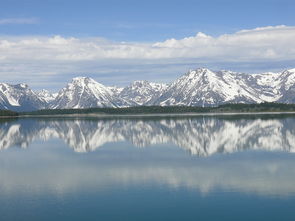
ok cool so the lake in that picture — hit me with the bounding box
[0,115,295,220]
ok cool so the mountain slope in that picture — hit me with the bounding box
[107,86,124,96]
[51,77,127,109]
[118,80,168,105]
[276,69,295,103]
[153,68,285,106]
[36,89,58,103]
[0,83,46,111]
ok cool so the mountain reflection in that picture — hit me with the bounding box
[1,116,295,156]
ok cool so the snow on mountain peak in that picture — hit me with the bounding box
[118,80,167,105]
[107,86,124,95]
[37,89,53,96]
[285,68,295,73]
[70,77,99,86]
[52,76,122,109]
[72,76,92,82]
[0,83,45,111]
[16,83,29,89]
[1,67,295,111]
[36,89,57,103]
[133,80,149,84]
[185,67,211,76]
[154,68,279,106]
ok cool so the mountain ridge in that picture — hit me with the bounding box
[1,67,295,111]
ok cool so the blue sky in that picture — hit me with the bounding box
[1,0,294,40]
[0,0,295,90]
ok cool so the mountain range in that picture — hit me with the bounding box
[1,67,295,111]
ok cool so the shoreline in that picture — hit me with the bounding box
[10,111,295,118]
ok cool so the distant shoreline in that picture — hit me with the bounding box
[7,111,295,119]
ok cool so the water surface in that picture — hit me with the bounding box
[0,115,295,220]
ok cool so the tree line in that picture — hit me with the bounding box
[1,102,295,117]
[17,102,295,116]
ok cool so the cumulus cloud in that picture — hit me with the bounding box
[0,25,294,61]
[0,17,39,25]
[154,25,295,61]
[0,25,294,89]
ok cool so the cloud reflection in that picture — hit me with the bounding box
[0,150,294,197]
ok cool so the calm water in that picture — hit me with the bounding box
[1,115,295,220]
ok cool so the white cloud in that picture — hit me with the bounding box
[154,25,295,61]
[0,17,39,25]
[0,25,294,61]
[0,25,294,89]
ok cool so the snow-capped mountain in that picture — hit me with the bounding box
[276,69,295,103]
[51,77,128,109]
[0,83,46,111]
[153,68,280,106]
[107,86,124,96]
[118,80,168,105]
[1,67,295,111]
[36,89,58,103]
[50,78,167,109]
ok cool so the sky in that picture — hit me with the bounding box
[0,0,295,91]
